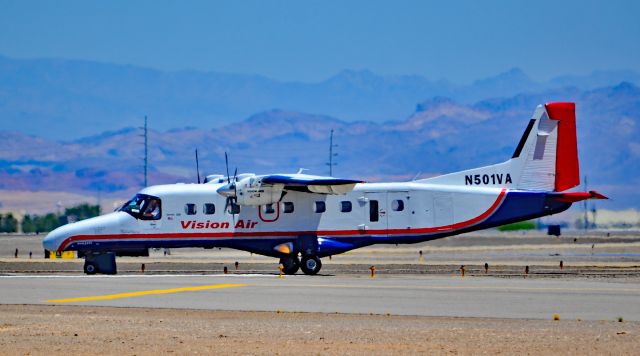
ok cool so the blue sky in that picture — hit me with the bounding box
[1,0,639,83]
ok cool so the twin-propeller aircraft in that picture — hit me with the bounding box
[44,102,606,275]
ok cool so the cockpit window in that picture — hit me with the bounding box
[120,194,162,220]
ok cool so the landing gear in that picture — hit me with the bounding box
[83,261,98,275]
[83,252,117,275]
[279,256,300,275]
[300,255,322,275]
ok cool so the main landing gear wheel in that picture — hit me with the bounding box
[84,261,98,275]
[279,256,300,275]
[300,255,322,275]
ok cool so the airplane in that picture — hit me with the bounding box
[43,102,606,275]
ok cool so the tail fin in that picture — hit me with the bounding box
[419,102,580,192]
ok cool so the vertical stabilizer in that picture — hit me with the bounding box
[419,102,580,192]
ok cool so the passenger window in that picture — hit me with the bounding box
[314,201,326,213]
[185,203,197,215]
[391,199,404,211]
[203,203,215,215]
[341,201,352,213]
[369,200,379,222]
[263,204,275,214]
[283,202,294,214]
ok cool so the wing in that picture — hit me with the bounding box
[261,174,364,194]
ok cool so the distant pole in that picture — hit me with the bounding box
[583,175,588,230]
[144,115,148,187]
[326,129,338,176]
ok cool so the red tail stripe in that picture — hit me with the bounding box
[545,102,580,192]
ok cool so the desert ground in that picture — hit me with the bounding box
[1,231,639,355]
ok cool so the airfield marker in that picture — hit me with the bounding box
[47,283,246,303]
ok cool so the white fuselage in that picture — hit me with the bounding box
[44,180,511,254]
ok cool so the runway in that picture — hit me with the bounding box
[2,274,639,321]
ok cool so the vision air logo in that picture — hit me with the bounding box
[180,219,258,230]
[465,173,513,186]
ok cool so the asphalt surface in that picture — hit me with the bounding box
[1,274,639,321]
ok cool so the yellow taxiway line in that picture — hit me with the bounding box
[47,283,246,303]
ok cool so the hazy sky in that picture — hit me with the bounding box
[1,0,638,83]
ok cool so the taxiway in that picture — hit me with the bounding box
[1,274,638,321]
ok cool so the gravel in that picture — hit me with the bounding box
[1,305,638,355]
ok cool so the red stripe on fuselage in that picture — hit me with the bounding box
[58,189,507,251]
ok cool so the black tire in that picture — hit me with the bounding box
[300,255,322,275]
[279,256,300,275]
[84,261,98,275]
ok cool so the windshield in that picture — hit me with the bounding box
[119,194,162,220]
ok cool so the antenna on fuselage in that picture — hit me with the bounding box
[195,149,201,184]
[222,152,238,224]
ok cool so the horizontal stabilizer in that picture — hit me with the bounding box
[549,190,608,203]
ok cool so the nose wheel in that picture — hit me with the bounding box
[83,252,117,275]
[83,261,98,275]
[300,255,322,275]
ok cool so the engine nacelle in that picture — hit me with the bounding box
[235,177,284,206]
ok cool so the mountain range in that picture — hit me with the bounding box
[1,55,639,139]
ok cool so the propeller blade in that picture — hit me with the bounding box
[195,149,201,184]
[224,196,231,213]
[225,152,230,184]
[232,167,238,206]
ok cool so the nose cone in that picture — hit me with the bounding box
[43,224,74,252]
[217,184,236,197]
[42,212,128,252]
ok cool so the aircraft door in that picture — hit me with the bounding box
[410,191,434,228]
[433,192,453,227]
[387,191,411,230]
[363,192,387,233]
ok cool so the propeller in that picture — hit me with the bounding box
[232,167,238,199]
[219,152,239,222]
[195,149,201,184]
